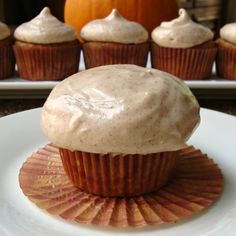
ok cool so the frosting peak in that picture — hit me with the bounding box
[151,8,214,48]
[41,65,200,154]
[220,23,236,44]
[0,22,10,40]
[80,9,148,44]
[38,5,50,16]
[162,9,190,28]
[14,7,77,44]
[106,9,123,20]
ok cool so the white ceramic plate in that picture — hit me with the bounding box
[0,108,236,236]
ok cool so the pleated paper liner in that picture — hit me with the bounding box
[13,40,81,81]
[59,148,177,197]
[0,36,15,79]
[151,41,217,80]
[19,144,223,228]
[216,39,236,80]
[82,42,149,69]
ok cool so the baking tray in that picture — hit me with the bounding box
[0,53,236,99]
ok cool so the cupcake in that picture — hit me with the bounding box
[0,22,15,79]
[41,65,200,197]
[80,9,149,69]
[14,7,81,81]
[151,9,217,80]
[216,23,236,80]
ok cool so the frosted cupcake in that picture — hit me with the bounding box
[216,23,236,80]
[151,9,217,80]
[41,65,200,197]
[14,7,81,81]
[0,22,15,79]
[80,9,149,69]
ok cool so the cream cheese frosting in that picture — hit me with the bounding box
[41,65,200,154]
[0,22,10,40]
[80,9,149,44]
[220,23,236,44]
[14,7,77,44]
[151,8,214,48]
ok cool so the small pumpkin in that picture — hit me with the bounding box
[64,0,179,41]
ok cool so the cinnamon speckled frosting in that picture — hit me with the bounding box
[0,22,10,40]
[41,65,200,154]
[151,8,214,48]
[80,9,149,44]
[220,23,236,44]
[14,7,77,44]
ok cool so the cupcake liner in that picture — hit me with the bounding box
[216,39,236,80]
[82,42,149,69]
[0,37,15,79]
[151,42,217,80]
[59,148,177,197]
[19,144,223,228]
[13,40,81,81]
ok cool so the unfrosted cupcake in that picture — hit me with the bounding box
[216,23,236,80]
[0,22,15,79]
[14,7,81,81]
[151,9,217,80]
[41,64,200,197]
[80,9,149,69]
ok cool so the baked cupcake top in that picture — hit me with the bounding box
[0,22,10,40]
[41,65,200,154]
[220,23,236,44]
[80,9,148,44]
[14,7,77,44]
[151,8,214,48]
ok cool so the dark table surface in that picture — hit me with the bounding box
[0,98,236,117]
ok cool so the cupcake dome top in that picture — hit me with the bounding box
[41,65,200,154]
[80,9,149,44]
[14,7,77,44]
[151,9,214,48]
[0,22,10,40]
[220,23,236,44]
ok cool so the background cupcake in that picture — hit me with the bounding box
[80,9,149,69]
[216,23,236,80]
[151,9,217,80]
[0,22,15,79]
[14,7,81,81]
[41,65,200,197]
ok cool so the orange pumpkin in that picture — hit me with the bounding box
[64,0,179,41]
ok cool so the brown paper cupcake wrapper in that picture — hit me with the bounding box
[82,42,149,69]
[216,39,236,80]
[14,40,81,81]
[59,148,177,197]
[0,37,15,79]
[151,42,217,80]
[19,144,223,228]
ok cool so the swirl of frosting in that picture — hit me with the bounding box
[151,9,214,48]
[220,23,236,44]
[80,9,148,44]
[14,7,77,44]
[0,22,10,40]
[41,65,200,154]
